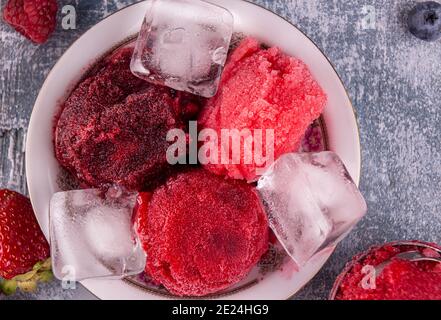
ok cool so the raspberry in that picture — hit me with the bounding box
[2,0,57,44]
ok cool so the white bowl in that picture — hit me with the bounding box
[26,0,361,300]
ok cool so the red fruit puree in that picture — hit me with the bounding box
[199,37,327,181]
[334,242,441,300]
[135,169,269,296]
[54,47,201,190]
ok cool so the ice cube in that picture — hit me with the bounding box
[130,0,233,98]
[49,188,146,281]
[256,152,367,267]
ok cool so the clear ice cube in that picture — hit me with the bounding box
[49,187,146,281]
[130,0,233,98]
[256,152,367,267]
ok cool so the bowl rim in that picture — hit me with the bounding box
[26,0,362,300]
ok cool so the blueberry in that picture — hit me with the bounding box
[408,1,441,41]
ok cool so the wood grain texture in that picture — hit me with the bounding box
[1,0,440,300]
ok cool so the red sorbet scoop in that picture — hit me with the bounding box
[135,169,269,297]
[199,37,327,181]
[54,47,202,190]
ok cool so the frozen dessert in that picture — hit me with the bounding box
[53,35,329,297]
[135,169,269,296]
[54,47,202,190]
[333,241,441,300]
[199,37,327,181]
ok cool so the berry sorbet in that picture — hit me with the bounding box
[199,37,327,181]
[333,241,441,300]
[135,169,269,296]
[54,47,202,190]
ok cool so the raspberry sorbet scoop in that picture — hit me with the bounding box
[135,169,269,297]
[54,47,201,190]
[199,37,327,181]
[3,0,58,44]
[333,241,441,300]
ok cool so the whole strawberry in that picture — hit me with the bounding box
[0,189,52,295]
[2,0,58,44]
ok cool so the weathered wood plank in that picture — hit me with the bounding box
[1,0,441,300]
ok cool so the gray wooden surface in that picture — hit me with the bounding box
[1,0,440,300]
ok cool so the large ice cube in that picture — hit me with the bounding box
[257,152,367,267]
[50,187,146,281]
[130,0,233,98]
